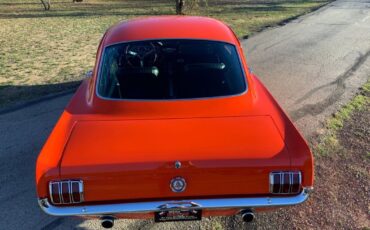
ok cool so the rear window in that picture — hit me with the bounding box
[97,39,246,100]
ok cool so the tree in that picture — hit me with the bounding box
[40,0,50,10]
[40,0,83,11]
[175,0,185,15]
[175,0,208,15]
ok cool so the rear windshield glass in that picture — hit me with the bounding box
[97,39,246,99]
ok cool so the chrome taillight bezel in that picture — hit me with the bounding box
[269,171,302,194]
[49,180,84,204]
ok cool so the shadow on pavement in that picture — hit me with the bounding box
[0,83,87,229]
[0,81,81,113]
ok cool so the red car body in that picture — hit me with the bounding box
[36,16,313,223]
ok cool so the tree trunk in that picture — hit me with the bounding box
[176,0,185,15]
[40,0,50,10]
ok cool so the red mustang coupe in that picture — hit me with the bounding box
[36,16,313,228]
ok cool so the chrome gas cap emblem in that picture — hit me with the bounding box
[170,177,186,193]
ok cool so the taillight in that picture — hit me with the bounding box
[49,180,83,204]
[269,171,301,194]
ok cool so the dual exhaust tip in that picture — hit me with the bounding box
[100,210,255,228]
[101,216,114,229]
[241,209,255,223]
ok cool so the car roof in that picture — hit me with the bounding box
[102,16,239,47]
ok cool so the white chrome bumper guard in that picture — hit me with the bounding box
[38,187,313,217]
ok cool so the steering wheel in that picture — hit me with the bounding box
[125,42,157,67]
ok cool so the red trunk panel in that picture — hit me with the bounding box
[60,116,291,203]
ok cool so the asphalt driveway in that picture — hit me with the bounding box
[243,0,370,138]
[0,0,369,229]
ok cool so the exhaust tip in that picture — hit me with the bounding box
[101,216,114,229]
[241,210,255,223]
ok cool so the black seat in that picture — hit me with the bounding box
[173,44,228,98]
[117,67,167,99]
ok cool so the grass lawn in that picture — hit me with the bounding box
[0,0,329,107]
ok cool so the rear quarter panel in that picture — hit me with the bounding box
[36,112,71,198]
[251,73,314,188]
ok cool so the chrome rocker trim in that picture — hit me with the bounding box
[38,187,312,217]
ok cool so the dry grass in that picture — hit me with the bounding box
[314,81,370,156]
[0,0,329,106]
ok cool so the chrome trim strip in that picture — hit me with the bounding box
[38,187,312,217]
[59,182,64,204]
[269,173,274,193]
[279,172,283,193]
[62,181,69,203]
[68,181,73,203]
[49,182,60,205]
[79,180,84,203]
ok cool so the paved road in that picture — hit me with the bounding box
[0,0,369,229]
[243,0,370,138]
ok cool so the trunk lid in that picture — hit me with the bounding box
[60,116,290,203]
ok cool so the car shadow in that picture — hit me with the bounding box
[0,81,81,113]
[0,83,90,229]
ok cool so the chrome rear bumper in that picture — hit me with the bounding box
[38,187,312,217]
